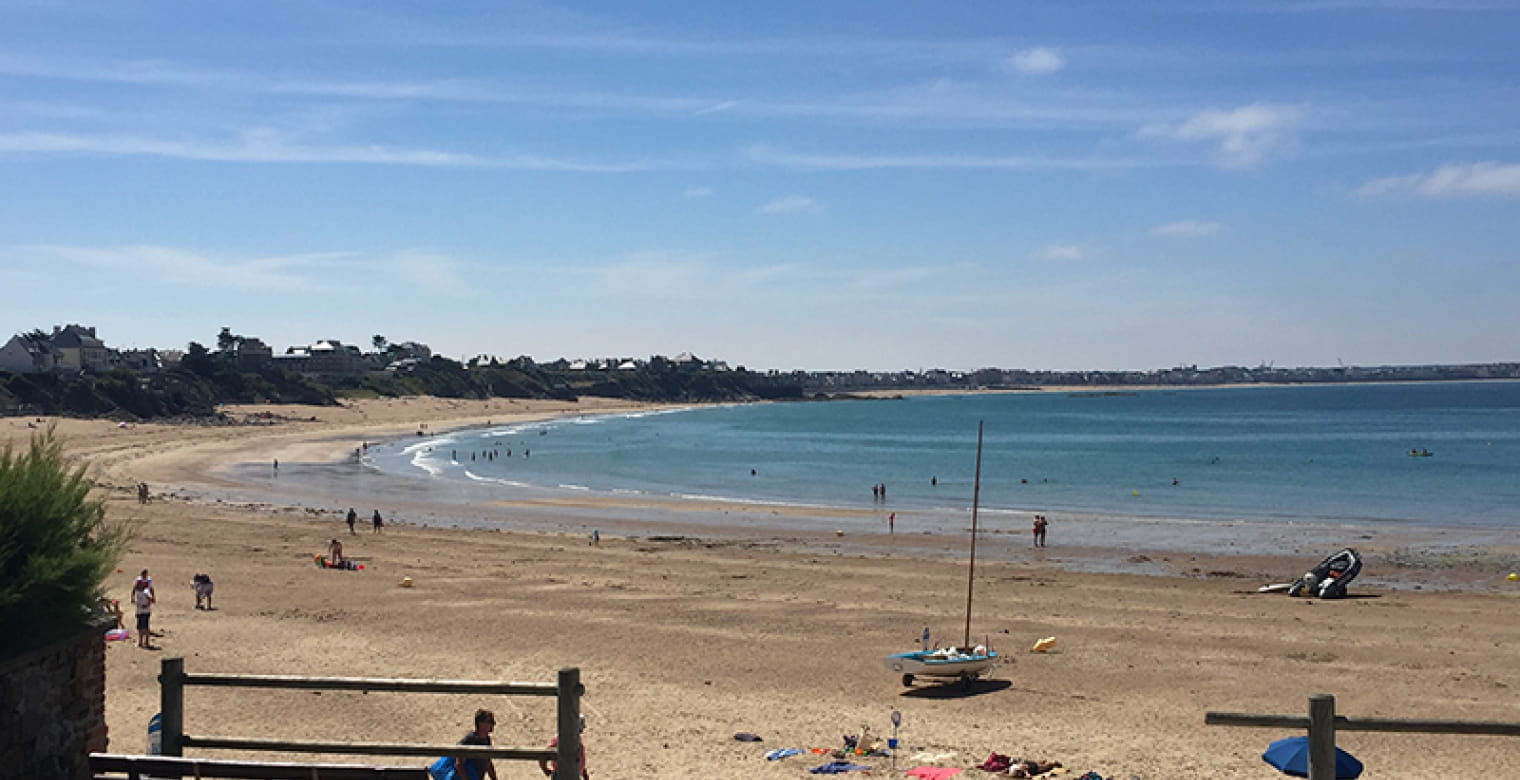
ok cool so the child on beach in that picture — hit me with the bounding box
[192,573,214,610]
[539,715,589,780]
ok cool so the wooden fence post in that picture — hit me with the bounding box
[554,667,582,780]
[1307,693,1336,780]
[160,657,185,757]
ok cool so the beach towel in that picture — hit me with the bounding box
[978,753,1013,772]
[906,768,962,780]
[807,760,872,774]
[765,748,803,761]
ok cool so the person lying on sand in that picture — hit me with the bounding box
[1009,759,1062,778]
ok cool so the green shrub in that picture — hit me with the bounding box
[0,426,129,651]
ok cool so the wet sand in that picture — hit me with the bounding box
[7,397,1520,778]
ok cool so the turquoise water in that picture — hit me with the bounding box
[372,382,1520,529]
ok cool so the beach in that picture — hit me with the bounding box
[9,397,1520,778]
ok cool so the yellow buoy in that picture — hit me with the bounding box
[1507,572,1518,582]
[1131,490,1139,497]
[400,576,414,588]
[835,530,844,536]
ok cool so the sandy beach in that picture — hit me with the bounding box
[9,397,1520,779]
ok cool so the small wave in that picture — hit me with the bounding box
[482,426,537,438]
[559,484,591,491]
[611,488,646,495]
[411,456,445,477]
[399,440,445,455]
[462,472,531,487]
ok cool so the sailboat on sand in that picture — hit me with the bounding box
[882,421,999,688]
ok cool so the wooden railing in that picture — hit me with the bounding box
[1206,692,1520,780]
[156,657,584,780]
[90,753,428,780]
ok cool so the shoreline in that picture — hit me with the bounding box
[11,396,1513,593]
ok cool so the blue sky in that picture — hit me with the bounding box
[2,0,1518,371]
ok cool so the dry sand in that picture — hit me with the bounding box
[8,397,1520,778]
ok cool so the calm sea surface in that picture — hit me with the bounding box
[368,381,1520,531]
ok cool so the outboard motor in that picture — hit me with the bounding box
[1287,548,1362,598]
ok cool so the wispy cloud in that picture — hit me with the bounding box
[758,195,822,215]
[1142,104,1304,168]
[849,263,977,291]
[387,251,471,297]
[1036,244,1092,261]
[1356,161,1520,197]
[1151,220,1224,237]
[683,186,714,198]
[16,245,349,291]
[1005,47,1066,75]
[693,100,740,116]
[747,146,1169,171]
[0,131,658,171]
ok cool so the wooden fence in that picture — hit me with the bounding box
[156,657,584,780]
[1206,692,1520,780]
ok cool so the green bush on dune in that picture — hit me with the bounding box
[0,427,128,653]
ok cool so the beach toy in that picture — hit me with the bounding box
[105,628,130,642]
[1508,573,1518,582]
[400,576,413,587]
[1031,636,1057,653]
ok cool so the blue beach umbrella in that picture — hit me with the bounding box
[1262,736,1363,779]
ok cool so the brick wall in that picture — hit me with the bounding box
[0,621,109,780]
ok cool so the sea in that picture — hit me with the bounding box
[365,381,1520,538]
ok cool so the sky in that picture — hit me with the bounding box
[2,0,1518,372]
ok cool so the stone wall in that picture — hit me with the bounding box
[0,621,109,780]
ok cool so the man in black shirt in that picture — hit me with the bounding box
[442,709,498,780]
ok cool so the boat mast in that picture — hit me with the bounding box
[963,420,983,648]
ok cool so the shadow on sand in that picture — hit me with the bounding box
[899,678,1011,699]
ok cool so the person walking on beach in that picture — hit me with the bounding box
[539,715,589,780]
[1032,514,1048,548]
[346,508,358,535]
[132,578,156,649]
[432,709,499,780]
[372,509,384,533]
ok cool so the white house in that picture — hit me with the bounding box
[0,332,58,373]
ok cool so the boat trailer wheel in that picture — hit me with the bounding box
[901,673,915,687]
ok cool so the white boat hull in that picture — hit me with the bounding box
[883,649,998,684]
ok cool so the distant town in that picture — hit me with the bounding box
[2,323,1518,418]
